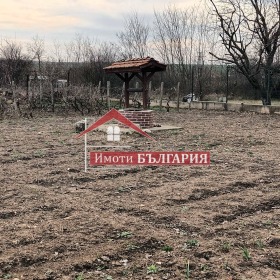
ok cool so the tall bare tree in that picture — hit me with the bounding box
[64,34,119,85]
[52,39,63,63]
[153,6,190,86]
[117,12,150,58]
[80,40,120,85]
[27,35,45,73]
[153,5,214,95]
[209,0,280,105]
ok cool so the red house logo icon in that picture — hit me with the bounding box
[76,108,156,141]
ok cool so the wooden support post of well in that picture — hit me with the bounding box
[124,73,129,108]
[142,72,148,110]
[107,81,111,109]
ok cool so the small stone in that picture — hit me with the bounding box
[111,261,122,266]
[75,120,85,133]
[67,168,80,173]
[120,259,128,266]
[101,255,110,262]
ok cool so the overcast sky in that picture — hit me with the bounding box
[0,0,202,45]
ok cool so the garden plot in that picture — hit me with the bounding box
[0,110,279,280]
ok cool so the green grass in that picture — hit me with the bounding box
[126,243,140,250]
[242,247,251,261]
[147,264,159,274]
[162,245,173,252]
[185,239,199,248]
[117,231,132,238]
[221,242,231,253]
[185,260,190,280]
[255,239,265,249]
[33,150,46,158]
[1,274,12,279]
[75,274,84,280]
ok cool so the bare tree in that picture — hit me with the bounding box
[64,33,85,64]
[209,0,280,105]
[27,35,45,73]
[0,39,31,87]
[52,39,63,63]
[64,34,119,85]
[153,6,192,87]
[0,39,32,116]
[117,12,150,58]
[153,5,214,95]
[64,41,74,64]
[78,40,120,85]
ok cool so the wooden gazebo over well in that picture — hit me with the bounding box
[103,57,167,109]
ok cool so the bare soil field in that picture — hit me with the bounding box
[0,109,279,280]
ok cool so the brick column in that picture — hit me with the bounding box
[119,109,154,128]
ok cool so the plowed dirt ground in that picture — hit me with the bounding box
[0,109,279,280]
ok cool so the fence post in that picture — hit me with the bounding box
[65,68,71,102]
[107,81,111,110]
[50,81,54,112]
[26,74,30,100]
[98,81,101,96]
[176,82,180,112]
[39,80,43,107]
[89,83,92,96]
[159,82,164,111]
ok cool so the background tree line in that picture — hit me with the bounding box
[0,0,280,112]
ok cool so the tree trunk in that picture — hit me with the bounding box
[263,69,272,105]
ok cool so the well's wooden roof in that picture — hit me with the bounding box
[104,57,167,73]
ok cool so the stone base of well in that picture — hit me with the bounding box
[119,109,154,128]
